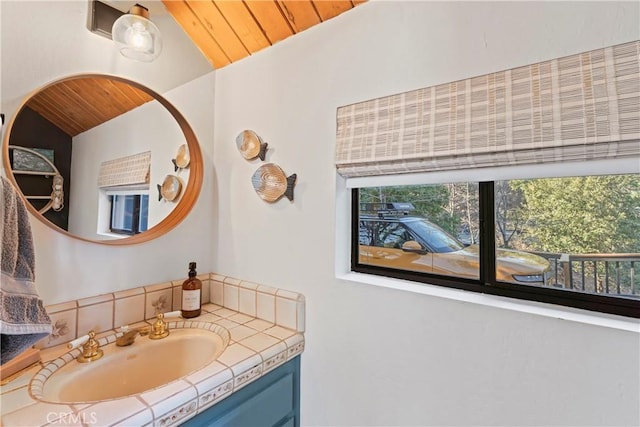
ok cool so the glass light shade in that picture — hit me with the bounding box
[111,6,162,62]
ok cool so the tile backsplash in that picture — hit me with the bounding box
[40,273,305,350]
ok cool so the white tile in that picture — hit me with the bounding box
[45,300,76,314]
[196,379,234,413]
[145,289,173,319]
[238,280,258,290]
[223,277,241,286]
[197,312,223,323]
[276,288,301,300]
[0,364,39,392]
[201,280,211,305]
[209,280,223,306]
[257,284,278,295]
[275,296,297,330]
[114,294,145,329]
[296,298,306,332]
[229,352,263,378]
[77,301,114,335]
[0,385,33,415]
[1,402,75,427]
[201,303,223,313]
[155,398,198,426]
[172,285,182,311]
[246,318,274,332]
[144,281,172,293]
[264,325,296,340]
[284,333,305,356]
[223,284,239,311]
[43,310,76,348]
[117,407,154,427]
[256,292,275,323]
[216,343,256,368]
[212,307,237,318]
[229,325,258,342]
[77,293,113,307]
[214,318,240,330]
[238,288,256,317]
[239,333,281,353]
[114,287,144,299]
[77,397,150,426]
[228,313,253,324]
[139,379,196,407]
[211,274,226,282]
[184,360,229,385]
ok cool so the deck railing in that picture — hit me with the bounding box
[530,252,640,297]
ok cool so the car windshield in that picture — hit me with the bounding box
[408,219,466,253]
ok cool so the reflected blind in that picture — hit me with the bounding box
[97,151,151,187]
[336,41,640,178]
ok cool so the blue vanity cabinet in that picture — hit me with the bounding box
[181,356,300,427]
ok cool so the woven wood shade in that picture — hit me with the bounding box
[336,41,640,178]
[97,151,151,188]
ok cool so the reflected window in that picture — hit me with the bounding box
[109,194,149,235]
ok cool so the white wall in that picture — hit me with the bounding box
[0,0,216,303]
[212,1,640,426]
[0,1,211,113]
[70,98,188,239]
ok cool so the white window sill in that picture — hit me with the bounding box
[96,231,128,239]
[337,271,640,333]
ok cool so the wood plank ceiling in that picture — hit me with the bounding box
[163,0,367,69]
[25,77,153,137]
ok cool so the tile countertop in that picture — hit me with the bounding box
[1,303,305,427]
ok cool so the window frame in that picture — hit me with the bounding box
[350,180,640,319]
[96,186,150,238]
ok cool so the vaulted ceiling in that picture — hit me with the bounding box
[162,0,366,69]
[21,1,367,137]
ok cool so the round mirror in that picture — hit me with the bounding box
[2,74,202,245]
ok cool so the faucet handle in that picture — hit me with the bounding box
[76,331,104,363]
[149,313,170,340]
[163,310,182,318]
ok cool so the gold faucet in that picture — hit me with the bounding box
[149,313,170,340]
[76,331,103,363]
[116,326,150,347]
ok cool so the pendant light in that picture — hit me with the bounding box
[111,4,162,62]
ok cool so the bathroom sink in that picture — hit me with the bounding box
[33,327,228,403]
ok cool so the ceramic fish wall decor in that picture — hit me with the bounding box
[251,163,296,202]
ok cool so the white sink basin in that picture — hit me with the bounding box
[33,327,228,403]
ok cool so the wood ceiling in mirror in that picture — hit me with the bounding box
[26,77,154,137]
[163,0,367,69]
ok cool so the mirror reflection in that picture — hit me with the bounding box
[2,74,201,244]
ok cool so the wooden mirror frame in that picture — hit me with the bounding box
[2,73,203,245]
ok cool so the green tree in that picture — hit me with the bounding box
[359,185,459,234]
[512,175,640,254]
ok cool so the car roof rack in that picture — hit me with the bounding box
[360,202,416,218]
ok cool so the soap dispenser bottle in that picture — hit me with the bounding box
[181,262,202,318]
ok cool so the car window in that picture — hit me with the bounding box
[359,221,375,245]
[375,221,413,248]
[408,219,465,253]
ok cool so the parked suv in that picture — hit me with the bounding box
[359,203,552,286]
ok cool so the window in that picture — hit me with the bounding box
[338,41,639,317]
[352,173,640,318]
[109,194,149,235]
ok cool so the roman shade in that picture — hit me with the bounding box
[336,41,640,178]
[97,151,151,187]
